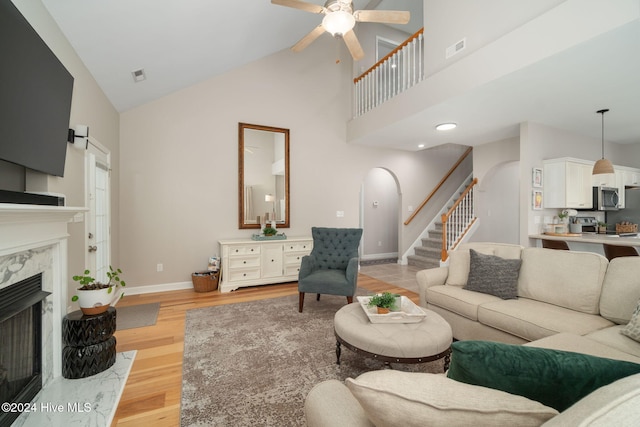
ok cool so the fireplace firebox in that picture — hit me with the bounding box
[0,274,50,427]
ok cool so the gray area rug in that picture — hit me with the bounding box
[116,303,160,330]
[181,292,445,426]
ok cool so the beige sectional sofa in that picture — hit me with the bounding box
[417,242,640,362]
[304,243,640,426]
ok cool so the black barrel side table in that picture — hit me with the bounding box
[62,307,117,379]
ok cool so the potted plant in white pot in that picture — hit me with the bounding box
[71,266,126,315]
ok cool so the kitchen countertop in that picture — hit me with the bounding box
[530,233,640,247]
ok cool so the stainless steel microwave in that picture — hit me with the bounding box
[592,186,619,211]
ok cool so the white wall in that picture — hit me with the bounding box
[14,0,120,304]
[472,138,520,244]
[119,39,469,288]
[423,0,565,77]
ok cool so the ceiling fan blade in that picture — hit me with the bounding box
[292,25,326,52]
[354,10,410,24]
[343,30,364,61]
[271,0,325,14]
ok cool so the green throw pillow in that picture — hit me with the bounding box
[446,340,640,412]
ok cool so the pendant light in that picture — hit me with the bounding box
[592,108,614,175]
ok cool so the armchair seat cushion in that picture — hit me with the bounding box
[298,269,354,295]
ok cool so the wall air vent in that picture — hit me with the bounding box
[131,68,146,83]
[445,38,466,59]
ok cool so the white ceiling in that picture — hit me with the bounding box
[41,0,421,112]
[40,0,640,150]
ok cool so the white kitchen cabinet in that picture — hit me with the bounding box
[543,158,593,209]
[623,169,640,186]
[592,171,616,188]
[219,237,312,292]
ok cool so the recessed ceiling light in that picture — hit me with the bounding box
[436,123,457,131]
[418,144,425,148]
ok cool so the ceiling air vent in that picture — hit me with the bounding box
[131,68,146,83]
[445,38,466,59]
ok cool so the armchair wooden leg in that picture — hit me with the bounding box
[346,296,353,305]
[298,292,305,313]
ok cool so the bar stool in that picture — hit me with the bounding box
[542,239,570,250]
[603,244,639,261]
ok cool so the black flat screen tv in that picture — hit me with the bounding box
[0,0,74,178]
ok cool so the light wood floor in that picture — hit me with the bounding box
[111,274,418,426]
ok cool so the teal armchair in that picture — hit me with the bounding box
[298,227,363,312]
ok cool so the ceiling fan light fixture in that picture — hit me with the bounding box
[593,108,614,175]
[322,10,355,36]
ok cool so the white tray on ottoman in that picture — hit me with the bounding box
[357,295,427,324]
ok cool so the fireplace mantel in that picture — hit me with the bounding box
[0,204,86,256]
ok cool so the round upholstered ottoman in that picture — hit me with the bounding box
[334,302,452,369]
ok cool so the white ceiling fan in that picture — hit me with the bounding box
[271,0,410,61]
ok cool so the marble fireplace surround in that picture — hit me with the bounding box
[0,205,134,426]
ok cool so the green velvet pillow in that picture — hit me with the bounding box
[446,340,640,412]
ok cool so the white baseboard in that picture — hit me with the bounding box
[124,281,193,295]
[360,252,398,261]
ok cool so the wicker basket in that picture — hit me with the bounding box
[616,223,638,234]
[191,271,219,293]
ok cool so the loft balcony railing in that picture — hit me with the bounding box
[353,28,424,117]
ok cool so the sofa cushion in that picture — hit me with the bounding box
[447,243,522,287]
[586,325,640,359]
[601,257,640,324]
[345,370,558,427]
[542,373,640,426]
[426,285,501,321]
[518,248,608,314]
[446,340,640,412]
[527,332,640,364]
[478,298,614,341]
[464,249,521,299]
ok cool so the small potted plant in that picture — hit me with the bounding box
[368,292,400,314]
[597,221,607,234]
[71,266,126,315]
[263,226,277,236]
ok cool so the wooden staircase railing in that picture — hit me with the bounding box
[441,178,478,262]
[404,146,473,226]
[353,28,424,117]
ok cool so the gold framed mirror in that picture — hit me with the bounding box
[238,123,290,229]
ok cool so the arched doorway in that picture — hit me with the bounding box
[360,168,401,263]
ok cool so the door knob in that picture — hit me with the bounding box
[88,245,98,253]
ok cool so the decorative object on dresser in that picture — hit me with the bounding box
[219,237,312,292]
[298,227,363,312]
[71,266,126,315]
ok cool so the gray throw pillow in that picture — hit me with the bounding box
[621,299,640,343]
[464,249,521,299]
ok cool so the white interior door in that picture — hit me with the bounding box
[85,141,111,283]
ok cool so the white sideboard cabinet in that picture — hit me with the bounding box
[218,237,313,293]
